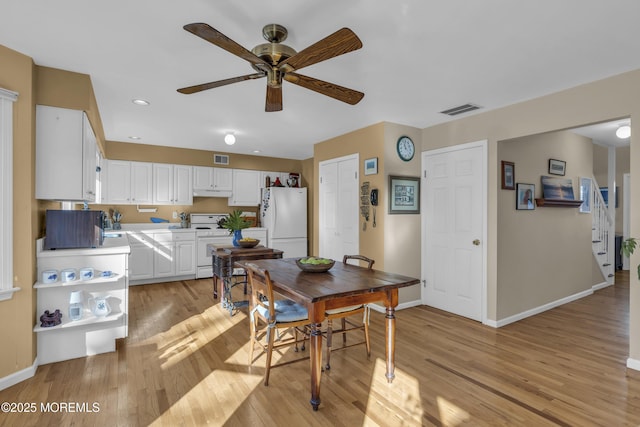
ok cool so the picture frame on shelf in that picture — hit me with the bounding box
[516,183,535,210]
[501,161,515,190]
[389,175,420,214]
[548,158,566,176]
[579,177,592,213]
[364,157,378,175]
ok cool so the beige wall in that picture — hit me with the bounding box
[420,68,640,361]
[497,131,595,319]
[313,122,423,305]
[0,45,38,378]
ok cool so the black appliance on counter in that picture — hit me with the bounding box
[44,210,104,250]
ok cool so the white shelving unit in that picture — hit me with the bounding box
[34,237,130,365]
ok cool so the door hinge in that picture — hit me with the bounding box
[423,170,427,179]
[422,279,426,287]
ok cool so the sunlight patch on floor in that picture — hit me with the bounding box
[148,372,263,426]
[365,358,424,425]
[436,396,470,426]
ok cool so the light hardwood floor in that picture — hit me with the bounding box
[1,272,639,426]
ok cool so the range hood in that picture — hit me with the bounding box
[193,189,232,198]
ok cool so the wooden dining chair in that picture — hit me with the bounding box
[323,254,374,370]
[246,263,310,386]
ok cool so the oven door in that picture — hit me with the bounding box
[196,235,231,278]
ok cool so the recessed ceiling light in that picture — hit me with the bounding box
[128,136,141,140]
[224,133,236,145]
[253,150,261,153]
[132,99,150,106]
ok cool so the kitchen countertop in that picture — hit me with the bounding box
[36,236,131,258]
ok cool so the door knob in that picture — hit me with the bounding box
[472,239,481,246]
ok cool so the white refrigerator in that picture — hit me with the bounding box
[261,187,308,258]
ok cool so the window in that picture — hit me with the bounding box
[0,88,18,301]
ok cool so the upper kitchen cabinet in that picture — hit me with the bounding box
[153,163,193,205]
[193,166,233,196]
[36,105,99,201]
[229,169,261,206]
[105,160,153,205]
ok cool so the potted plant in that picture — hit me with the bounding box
[222,209,251,246]
[621,237,640,280]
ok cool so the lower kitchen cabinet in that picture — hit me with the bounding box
[127,229,196,285]
[34,238,130,365]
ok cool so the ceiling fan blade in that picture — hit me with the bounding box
[183,23,269,72]
[284,72,364,105]
[279,28,362,71]
[265,85,283,112]
[177,73,265,94]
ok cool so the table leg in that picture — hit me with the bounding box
[309,321,323,411]
[213,276,218,299]
[385,305,396,383]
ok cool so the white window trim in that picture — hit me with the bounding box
[0,88,19,301]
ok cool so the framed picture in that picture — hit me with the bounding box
[541,175,574,200]
[364,157,378,175]
[600,187,619,208]
[579,177,592,213]
[389,175,420,214]
[501,161,515,190]
[516,183,535,210]
[548,158,566,176]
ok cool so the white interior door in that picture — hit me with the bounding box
[422,141,486,321]
[319,154,359,260]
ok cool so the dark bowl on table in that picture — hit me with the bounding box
[296,258,335,273]
[237,238,260,248]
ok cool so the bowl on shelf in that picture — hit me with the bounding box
[296,257,335,273]
[237,238,260,248]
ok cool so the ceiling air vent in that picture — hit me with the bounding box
[213,154,229,165]
[440,103,482,116]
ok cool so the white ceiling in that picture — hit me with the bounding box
[1,1,639,159]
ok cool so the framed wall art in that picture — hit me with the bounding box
[501,161,515,190]
[388,175,420,214]
[364,157,378,175]
[548,158,566,176]
[516,183,535,210]
[579,177,592,213]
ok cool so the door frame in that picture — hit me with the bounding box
[420,139,488,323]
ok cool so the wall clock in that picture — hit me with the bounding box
[396,136,415,161]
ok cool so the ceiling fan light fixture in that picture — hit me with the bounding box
[224,133,236,145]
[616,125,631,139]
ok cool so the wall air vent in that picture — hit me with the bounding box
[213,154,229,165]
[439,103,482,116]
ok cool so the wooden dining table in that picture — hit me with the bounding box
[235,257,420,411]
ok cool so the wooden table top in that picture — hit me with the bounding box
[236,258,420,304]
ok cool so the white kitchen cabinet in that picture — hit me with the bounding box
[34,238,130,365]
[106,160,153,205]
[128,230,196,284]
[36,105,99,201]
[128,232,154,281]
[229,169,261,206]
[193,166,232,196]
[153,163,193,205]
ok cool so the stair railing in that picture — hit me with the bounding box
[591,176,615,283]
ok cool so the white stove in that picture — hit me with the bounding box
[190,213,231,278]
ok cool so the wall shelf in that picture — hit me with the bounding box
[535,198,583,208]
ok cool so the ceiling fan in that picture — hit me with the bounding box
[177,23,364,112]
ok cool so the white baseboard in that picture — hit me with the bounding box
[0,358,37,391]
[592,281,612,291]
[627,357,640,371]
[368,299,422,314]
[493,288,594,328]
